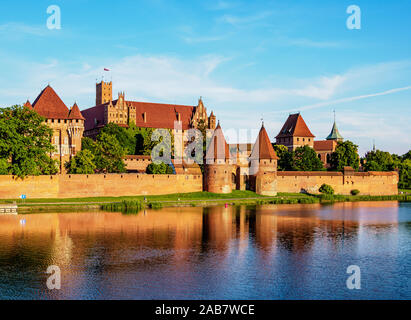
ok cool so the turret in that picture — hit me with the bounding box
[249,123,279,196]
[204,123,233,193]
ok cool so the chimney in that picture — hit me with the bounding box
[143,112,147,123]
[177,112,181,122]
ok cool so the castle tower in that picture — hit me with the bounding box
[68,103,85,156]
[204,123,233,194]
[249,123,279,196]
[208,111,216,130]
[326,112,343,142]
[275,113,315,151]
[96,81,112,105]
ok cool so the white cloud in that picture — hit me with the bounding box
[218,11,273,26]
[0,22,49,37]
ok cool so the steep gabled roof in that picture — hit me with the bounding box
[276,113,315,138]
[326,121,343,140]
[205,123,231,161]
[23,100,33,109]
[250,124,279,160]
[68,103,85,120]
[32,85,70,119]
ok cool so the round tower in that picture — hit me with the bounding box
[204,123,233,194]
[249,123,279,196]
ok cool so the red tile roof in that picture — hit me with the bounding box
[68,103,85,120]
[23,100,33,109]
[130,101,195,130]
[205,123,231,161]
[276,113,315,138]
[32,85,70,119]
[313,140,337,152]
[82,104,106,131]
[250,125,279,160]
[82,100,197,132]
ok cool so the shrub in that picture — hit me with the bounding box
[351,189,360,196]
[319,184,334,195]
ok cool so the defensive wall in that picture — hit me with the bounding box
[276,171,398,196]
[0,169,398,200]
[0,174,202,199]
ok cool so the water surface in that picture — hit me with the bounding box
[0,201,410,299]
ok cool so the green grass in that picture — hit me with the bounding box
[1,190,266,204]
[399,189,411,194]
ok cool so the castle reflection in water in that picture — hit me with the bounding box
[0,201,406,299]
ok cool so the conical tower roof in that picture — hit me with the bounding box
[32,85,70,119]
[68,103,85,120]
[23,100,33,109]
[205,123,231,161]
[326,121,343,141]
[250,124,279,160]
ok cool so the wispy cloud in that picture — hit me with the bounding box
[207,1,238,11]
[182,35,227,44]
[218,11,273,26]
[294,85,411,112]
[278,37,342,48]
[0,22,49,37]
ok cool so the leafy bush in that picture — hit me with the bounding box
[319,184,334,195]
[351,189,360,196]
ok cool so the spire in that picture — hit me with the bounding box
[326,111,343,141]
[205,123,231,161]
[250,124,278,160]
[68,102,85,120]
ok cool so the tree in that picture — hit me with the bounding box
[94,132,126,173]
[273,144,294,171]
[0,105,58,177]
[330,140,360,171]
[293,145,324,171]
[398,159,411,189]
[146,162,174,174]
[363,150,395,172]
[0,158,9,175]
[101,122,137,154]
[402,150,411,161]
[319,184,334,195]
[65,150,96,174]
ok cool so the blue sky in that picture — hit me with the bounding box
[0,0,410,155]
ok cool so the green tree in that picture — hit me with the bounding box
[402,150,411,161]
[146,162,174,174]
[101,122,137,154]
[293,145,324,171]
[94,132,126,173]
[273,144,293,171]
[398,159,411,189]
[65,150,96,174]
[364,150,395,172]
[319,184,334,195]
[0,158,9,174]
[330,140,360,171]
[81,137,97,153]
[0,105,58,177]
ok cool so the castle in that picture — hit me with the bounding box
[82,81,216,138]
[9,82,397,199]
[23,85,85,172]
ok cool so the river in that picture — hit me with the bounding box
[0,201,410,299]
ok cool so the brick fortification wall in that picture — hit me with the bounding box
[0,174,202,199]
[277,171,398,196]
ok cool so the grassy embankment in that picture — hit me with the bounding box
[3,190,410,213]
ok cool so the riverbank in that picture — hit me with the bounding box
[6,191,410,213]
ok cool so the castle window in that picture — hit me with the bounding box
[297,138,299,142]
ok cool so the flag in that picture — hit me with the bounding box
[104,68,110,71]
